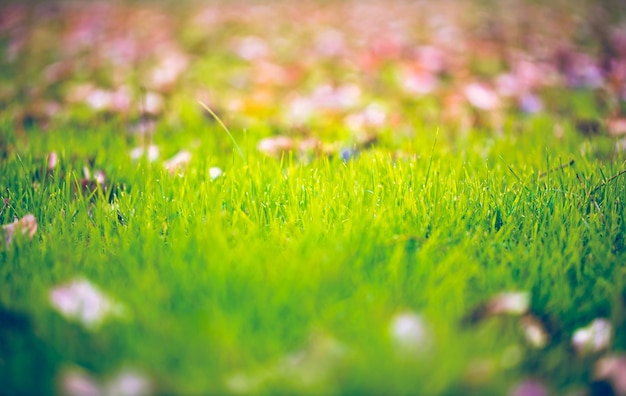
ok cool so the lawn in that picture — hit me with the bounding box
[1,1,626,395]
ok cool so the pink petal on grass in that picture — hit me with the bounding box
[572,318,612,356]
[130,145,159,162]
[608,118,626,137]
[258,136,294,157]
[509,379,549,396]
[401,69,438,95]
[60,367,151,396]
[486,292,530,316]
[60,368,100,396]
[521,315,549,349]
[48,152,58,171]
[389,312,431,355]
[106,369,152,396]
[163,150,192,175]
[594,354,626,395]
[49,278,125,330]
[2,214,37,246]
[464,83,500,111]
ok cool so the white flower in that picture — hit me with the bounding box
[60,367,151,396]
[389,312,430,354]
[486,292,530,316]
[130,145,159,162]
[521,315,548,349]
[209,166,223,181]
[49,278,125,330]
[106,369,152,396]
[572,318,612,355]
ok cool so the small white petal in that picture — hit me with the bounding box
[60,368,100,396]
[572,318,612,355]
[487,292,530,316]
[389,312,430,354]
[209,167,223,181]
[49,278,125,330]
[163,150,192,175]
[106,369,151,396]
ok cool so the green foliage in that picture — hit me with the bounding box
[1,117,625,394]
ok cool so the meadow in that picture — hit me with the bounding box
[1,1,626,394]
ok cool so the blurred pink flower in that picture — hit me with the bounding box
[2,214,37,246]
[572,318,612,356]
[49,278,125,330]
[60,367,151,396]
[235,36,269,61]
[258,136,294,157]
[509,379,548,396]
[594,354,626,395]
[147,51,189,91]
[389,312,432,355]
[106,369,152,396]
[344,103,387,130]
[486,291,530,316]
[60,368,100,396]
[130,145,159,162]
[163,150,192,175]
[464,83,500,111]
[400,68,438,95]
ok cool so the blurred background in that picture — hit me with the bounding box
[1,0,625,149]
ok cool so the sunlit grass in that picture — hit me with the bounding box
[1,114,625,394]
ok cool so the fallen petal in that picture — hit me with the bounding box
[572,318,612,356]
[608,118,626,137]
[389,312,431,354]
[2,214,37,246]
[594,354,626,395]
[106,369,152,396]
[209,166,223,181]
[521,315,549,349]
[49,278,125,330]
[163,150,192,175]
[464,83,500,111]
[509,379,549,396]
[59,368,100,396]
[257,136,294,157]
[487,292,530,316]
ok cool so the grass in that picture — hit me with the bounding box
[1,111,625,394]
[1,0,626,393]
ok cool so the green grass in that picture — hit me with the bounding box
[1,113,625,394]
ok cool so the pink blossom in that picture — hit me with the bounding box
[486,292,530,316]
[235,36,269,61]
[389,312,432,355]
[49,278,125,330]
[258,136,294,157]
[572,318,612,355]
[2,214,37,246]
[163,150,192,175]
[401,70,438,95]
[130,145,159,162]
[595,354,626,395]
[60,368,100,396]
[60,367,151,396]
[464,83,501,111]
